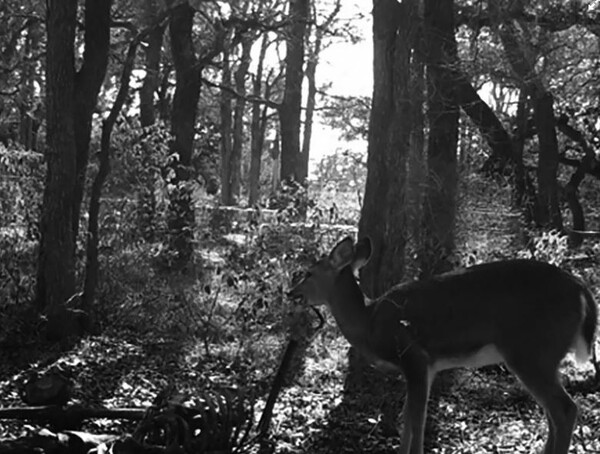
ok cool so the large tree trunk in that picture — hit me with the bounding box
[420,0,459,277]
[168,1,200,264]
[279,0,309,184]
[359,0,417,296]
[352,0,420,436]
[72,0,111,239]
[37,0,79,339]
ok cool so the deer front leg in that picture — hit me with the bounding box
[399,364,433,454]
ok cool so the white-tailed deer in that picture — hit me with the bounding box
[288,237,598,454]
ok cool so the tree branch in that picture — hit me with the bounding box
[202,76,281,109]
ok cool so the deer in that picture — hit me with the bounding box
[288,237,598,454]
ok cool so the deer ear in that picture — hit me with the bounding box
[329,237,355,271]
[352,237,372,272]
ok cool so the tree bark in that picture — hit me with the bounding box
[37,0,79,338]
[359,0,416,295]
[279,0,309,184]
[167,1,201,264]
[420,0,459,277]
[72,0,112,239]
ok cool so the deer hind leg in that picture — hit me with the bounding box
[506,358,577,454]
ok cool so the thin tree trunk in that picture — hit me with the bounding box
[513,89,528,209]
[231,38,253,202]
[72,0,112,239]
[558,116,595,246]
[299,0,341,182]
[84,34,141,311]
[249,34,269,206]
[18,23,42,151]
[279,0,309,184]
[220,38,234,205]
[420,0,459,277]
[37,0,79,338]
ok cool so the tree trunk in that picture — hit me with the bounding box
[84,35,139,312]
[271,130,281,191]
[492,6,562,229]
[248,34,269,206]
[453,75,513,173]
[37,0,79,339]
[407,18,426,280]
[557,116,595,246]
[359,0,416,296]
[231,38,253,203]
[168,1,200,265]
[18,22,42,151]
[533,91,562,228]
[72,0,112,239]
[279,0,309,184]
[137,2,164,242]
[299,0,341,183]
[352,0,420,435]
[420,0,459,277]
[220,38,234,205]
[139,6,164,128]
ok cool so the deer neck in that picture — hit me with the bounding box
[327,268,372,348]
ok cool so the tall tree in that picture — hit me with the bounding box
[72,0,112,239]
[279,0,309,184]
[137,0,165,242]
[420,0,459,277]
[299,0,341,183]
[37,0,79,338]
[167,0,202,264]
[220,30,235,205]
[359,0,419,295]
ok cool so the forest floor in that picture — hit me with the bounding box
[1,176,600,453]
